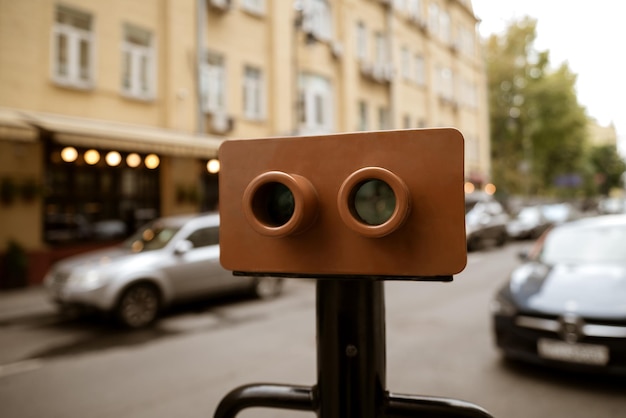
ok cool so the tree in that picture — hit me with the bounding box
[485,17,589,198]
[589,144,626,195]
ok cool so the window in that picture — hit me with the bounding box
[186,227,219,248]
[401,47,410,80]
[541,225,626,264]
[356,21,367,61]
[44,146,161,244]
[461,79,477,108]
[440,67,454,99]
[378,107,390,130]
[407,0,421,19]
[299,73,334,134]
[52,5,94,88]
[243,65,265,120]
[121,24,155,100]
[358,101,368,131]
[241,0,265,14]
[440,11,451,43]
[465,136,479,164]
[201,52,226,113]
[460,26,476,56]
[374,32,387,65]
[428,3,439,35]
[403,115,411,129]
[301,0,332,41]
[414,55,425,85]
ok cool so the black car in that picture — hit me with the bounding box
[506,205,554,240]
[491,214,626,374]
[465,191,510,251]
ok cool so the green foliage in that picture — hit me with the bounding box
[589,145,626,195]
[485,17,591,198]
[1,240,28,289]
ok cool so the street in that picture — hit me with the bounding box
[1,241,625,418]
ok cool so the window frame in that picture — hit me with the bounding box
[374,32,387,66]
[51,5,95,89]
[121,24,156,101]
[401,47,411,80]
[358,100,368,131]
[201,52,227,113]
[414,54,425,86]
[298,73,334,135]
[428,3,439,35]
[301,0,332,41]
[356,21,367,61]
[243,65,265,121]
[378,106,390,130]
[407,0,422,19]
[186,226,220,249]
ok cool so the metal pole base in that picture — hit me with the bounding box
[213,279,493,418]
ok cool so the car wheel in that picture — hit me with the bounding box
[252,278,284,299]
[115,283,160,328]
[467,236,481,252]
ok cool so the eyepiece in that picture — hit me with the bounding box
[243,171,318,237]
[338,167,410,237]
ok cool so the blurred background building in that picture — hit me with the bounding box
[587,119,618,148]
[0,0,489,285]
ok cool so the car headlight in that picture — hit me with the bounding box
[67,269,108,289]
[490,293,517,317]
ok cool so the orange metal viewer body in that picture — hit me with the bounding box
[219,128,467,279]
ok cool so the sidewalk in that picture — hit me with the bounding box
[0,285,56,323]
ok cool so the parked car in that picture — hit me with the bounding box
[541,202,582,225]
[465,192,510,251]
[44,213,284,328]
[491,214,626,374]
[598,197,626,215]
[506,205,553,240]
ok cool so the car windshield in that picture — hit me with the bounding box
[517,207,540,222]
[542,204,570,222]
[122,221,182,252]
[539,224,626,264]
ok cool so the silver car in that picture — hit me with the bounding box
[44,213,283,328]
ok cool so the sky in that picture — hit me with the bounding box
[471,0,625,142]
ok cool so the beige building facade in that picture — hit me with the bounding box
[0,0,489,285]
[587,119,618,148]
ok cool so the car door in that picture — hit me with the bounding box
[166,225,233,299]
[485,200,508,239]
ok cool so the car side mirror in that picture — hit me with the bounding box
[174,239,193,255]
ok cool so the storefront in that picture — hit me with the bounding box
[0,108,223,286]
[44,142,162,243]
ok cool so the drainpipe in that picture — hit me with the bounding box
[196,0,206,134]
[385,3,395,129]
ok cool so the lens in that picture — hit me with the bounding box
[254,182,295,227]
[352,179,396,225]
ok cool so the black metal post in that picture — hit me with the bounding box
[213,277,493,418]
[315,278,387,418]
